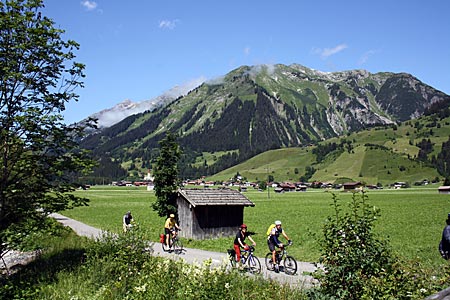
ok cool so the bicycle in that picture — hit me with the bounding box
[265,243,297,275]
[161,228,183,254]
[227,245,261,274]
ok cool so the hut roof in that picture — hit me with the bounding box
[343,181,362,187]
[177,188,255,208]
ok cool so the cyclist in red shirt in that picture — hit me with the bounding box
[233,224,256,266]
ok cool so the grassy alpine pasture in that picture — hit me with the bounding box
[208,115,450,185]
[62,185,450,269]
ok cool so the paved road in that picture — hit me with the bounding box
[51,213,318,288]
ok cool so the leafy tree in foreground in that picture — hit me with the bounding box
[0,0,94,257]
[152,132,182,217]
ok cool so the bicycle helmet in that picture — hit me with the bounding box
[170,214,175,218]
[275,220,282,225]
[240,223,247,229]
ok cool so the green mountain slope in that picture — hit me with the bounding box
[79,64,450,182]
[209,114,450,186]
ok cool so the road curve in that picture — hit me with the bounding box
[51,213,318,288]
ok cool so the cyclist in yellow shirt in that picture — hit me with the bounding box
[164,213,180,250]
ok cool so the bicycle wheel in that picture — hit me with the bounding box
[227,249,237,268]
[247,255,261,274]
[283,255,297,275]
[173,238,183,254]
[229,256,236,268]
[161,240,170,252]
[265,252,275,271]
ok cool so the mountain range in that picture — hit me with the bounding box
[79,63,450,181]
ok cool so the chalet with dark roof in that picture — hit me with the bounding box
[279,182,296,192]
[343,181,362,191]
[176,188,255,239]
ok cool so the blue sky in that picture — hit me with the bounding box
[42,0,450,124]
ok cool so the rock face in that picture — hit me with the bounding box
[0,249,41,275]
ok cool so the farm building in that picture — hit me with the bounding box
[296,185,307,192]
[176,188,255,239]
[279,182,296,192]
[438,186,450,194]
[393,182,407,189]
[343,182,362,191]
[274,187,284,193]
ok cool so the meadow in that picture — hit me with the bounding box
[62,185,450,268]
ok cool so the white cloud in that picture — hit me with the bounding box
[244,46,251,56]
[159,19,180,30]
[313,44,348,59]
[163,76,206,98]
[92,76,206,128]
[245,64,276,79]
[81,0,97,11]
[358,50,378,65]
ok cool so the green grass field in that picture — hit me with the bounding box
[62,185,450,268]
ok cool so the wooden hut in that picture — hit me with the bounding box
[176,188,255,239]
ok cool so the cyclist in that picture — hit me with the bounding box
[439,213,450,260]
[267,220,291,272]
[233,224,256,266]
[122,211,133,232]
[164,213,180,250]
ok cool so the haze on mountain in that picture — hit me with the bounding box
[85,77,206,128]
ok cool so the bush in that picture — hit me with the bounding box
[312,191,400,299]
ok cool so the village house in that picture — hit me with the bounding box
[296,184,307,192]
[274,187,284,193]
[176,188,255,239]
[279,182,296,192]
[438,186,450,194]
[393,182,407,189]
[366,184,380,190]
[343,181,362,191]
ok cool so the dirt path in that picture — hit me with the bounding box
[51,213,318,288]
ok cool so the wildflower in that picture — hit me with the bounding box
[134,284,147,293]
[203,258,212,268]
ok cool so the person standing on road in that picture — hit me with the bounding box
[268,220,292,273]
[439,213,450,260]
[164,213,180,250]
[233,224,256,266]
[123,211,133,232]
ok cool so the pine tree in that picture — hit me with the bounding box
[152,132,182,217]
